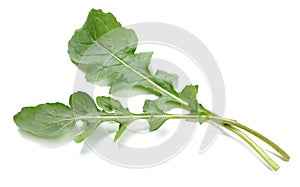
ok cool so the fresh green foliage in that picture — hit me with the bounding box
[68,9,204,132]
[14,92,198,142]
[14,103,75,137]
[13,9,290,171]
[143,100,170,131]
[95,96,136,142]
[68,9,190,110]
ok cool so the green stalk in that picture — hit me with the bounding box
[207,116,290,161]
[75,110,289,170]
[222,124,280,171]
[76,114,199,121]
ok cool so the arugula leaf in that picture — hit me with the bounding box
[96,96,128,113]
[179,85,199,115]
[71,93,138,142]
[96,96,136,141]
[73,124,100,143]
[68,10,204,128]
[13,9,290,171]
[68,9,184,108]
[13,103,76,137]
[68,9,202,125]
[142,84,203,130]
[69,92,102,142]
[143,100,169,131]
[14,92,137,141]
[114,125,128,142]
[13,91,196,141]
[69,91,99,116]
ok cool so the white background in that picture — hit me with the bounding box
[1,0,300,186]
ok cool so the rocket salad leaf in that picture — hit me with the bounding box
[68,9,187,107]
[13,9,290,171]
[14,92,199,142]
[14,103,76,137]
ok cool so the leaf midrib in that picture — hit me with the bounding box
[75,114,199,120]
[92,39,188,107]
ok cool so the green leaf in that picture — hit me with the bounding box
[148,116,169,132]
[108,52,153,93]
[114,124,127,142]
[143,85,199,113]
[155,70,178,86]
[144,100,169,131]
[179,85,198,101]
[198,115,205,124]
[69,91,99,116]
[68,9,123,68]
[69,92,102,142]
[96,96,136,141]
[68,9,207,133]
[142,85,199,128]
[68,9,138,81]
[96,96,128,113]
[13,103,76,137]
[73,121,101,143]
[179,85,199,122]
[68,9,198,133]
[179,85,198,114]
[13,9,290,171]
[68,9,181,104]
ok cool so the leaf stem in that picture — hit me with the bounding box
[207,116,290,161]
[75,114,199,121]
[222,124,280,171]
[74,107,289,171]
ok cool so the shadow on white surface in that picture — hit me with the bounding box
[18,128,76,148]
[212,123,273,171]
[79,127,108,155]
[80,143,92,154]
[267,149,288,162]
[78,126,141,155]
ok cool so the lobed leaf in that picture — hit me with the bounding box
[68,9,205,132]
[143,100,169,131]
[179,85,199,115]
[68,9,181,106]
[17,9,205,140]
[96,96,136,141]
[70,92,102,142]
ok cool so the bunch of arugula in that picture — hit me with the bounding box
[14,9,290,171]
